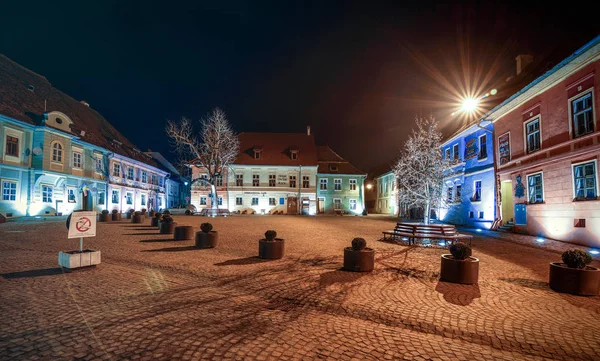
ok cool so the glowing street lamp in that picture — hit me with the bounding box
[461,98,479,113]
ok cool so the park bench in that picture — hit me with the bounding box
[382,222,472,246]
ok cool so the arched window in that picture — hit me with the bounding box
[52,142,63,163]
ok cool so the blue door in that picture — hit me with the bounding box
[515,204,527,225]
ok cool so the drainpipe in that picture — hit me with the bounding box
[298,165,302,214]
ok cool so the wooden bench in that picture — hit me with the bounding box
[383,222,473,246]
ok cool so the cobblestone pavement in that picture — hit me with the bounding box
[1,215,599,361]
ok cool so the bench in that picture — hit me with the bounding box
[383,222,473,246]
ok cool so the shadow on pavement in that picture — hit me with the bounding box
[141,246,197,252]
[139,238,180,243]
[499,277,550,291]
[319,269,365,286]
[123,232,161,236]
[1,267,64,279]
[215,257,269,266]
[435,281,481,306]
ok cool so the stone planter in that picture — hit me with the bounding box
[549,263,600,296]
[160,222,175,234]
[440,254,479,284]
[343,248,374,272]
[195,231,219,248]
[99,213,111,222]
[174,226,194,240]
[258,238,284,259]
[132,214,143,223]
[58,250,101,269]
[151,218,159,227]
[111,213,121,221]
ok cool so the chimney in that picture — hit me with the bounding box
[307,125,311,136]
[516,54,533,76]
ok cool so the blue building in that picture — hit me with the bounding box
[439,120,496,229]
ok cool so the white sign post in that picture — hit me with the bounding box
[59,211,101,269]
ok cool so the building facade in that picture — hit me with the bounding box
[488,36,600,246]
[374,170,398,215]
[439,121,496,229]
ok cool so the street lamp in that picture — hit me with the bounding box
[461,98,479,113]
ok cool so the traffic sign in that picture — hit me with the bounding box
[67,211,97,239]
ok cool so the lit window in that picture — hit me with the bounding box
[525,118,541,153]
[112,190,119,203]
[127,167,134,180]
[72,151,82,169]
[254,150,262,159]
[527,173,544,204]
[2,181,17,201]
[113,163,121,177]
[252,174,260,187]
[291,150,298,160]
[98,192,105,205]
[141,171,147,183]
[269,174,276,187]
[334,179,342,191]
[126,192,133,205]
[573,161,597,200]
[571,92,594,138]
[478,134,488,159]
[141,194,146,206]
[269,197,276,206]
[67,189,76,203]
[236,174,243,186]
[52,142,62,163]
[320,178,327,190]
[333,198,342,209]
[349,179,357,191]
[289,175,296,188]
[42,185,53,203]
[350,199,357,210]
[251,197,258,205]
[473,181,481,201]
[303,176,309,188]
[200,197,207,205]
[236,197,243,205]
[5,136,18,157]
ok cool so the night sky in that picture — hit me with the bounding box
[1,1,598,172]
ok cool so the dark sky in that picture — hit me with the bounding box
[1,1,598,172]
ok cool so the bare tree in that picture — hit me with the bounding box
[393,116,449,224]
[166,108,240,210]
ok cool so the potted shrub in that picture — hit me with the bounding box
[132,211,143,223]
[258,230,284,259]
[149,210,155,217]
[151,212,162,227]
[141,208,147,221]
[159,215,175,234]
[550,249,599,296]
[195,222,218,248]
[163,209,171,216]
[126,209,134,219]
[99,209,111,222]
[343,237,374,272]
[440,242,479,284]
[111,209,121,221]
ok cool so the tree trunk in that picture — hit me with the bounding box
[424,201,431,225]
[211,183,218,210]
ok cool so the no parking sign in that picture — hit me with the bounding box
[67,211,97,239]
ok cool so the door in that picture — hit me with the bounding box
[82,192,93,211]
[287,197,297,214]
[501,180,514,223]
[318,197,325,213]
[515,203,527,225]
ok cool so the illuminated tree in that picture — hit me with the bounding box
[393,116,448,224]
[166,108,240,210]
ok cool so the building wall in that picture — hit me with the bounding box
[374,172,397,215]
[494,58,600,246]
[316,175,365,214]
[0,119,33,217]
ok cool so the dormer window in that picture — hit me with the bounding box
[290,149,298,160]
[254,150,262,159]
[329,164,338,172]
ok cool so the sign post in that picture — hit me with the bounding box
[59,211,101,269]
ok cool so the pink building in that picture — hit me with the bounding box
[489,36,600,247]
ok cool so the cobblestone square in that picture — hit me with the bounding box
[1,215,599,361]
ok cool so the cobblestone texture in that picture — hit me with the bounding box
[0,215,599,361]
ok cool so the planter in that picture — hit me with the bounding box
[160,222,175,234]
[440,254,479,284]
[549,262,600,296]
[258,238,284,259]
[343,248,374,272]
[149,211,155,217]
[58,250,101,269]
[99,213,111,222]
[195,231,219,248]
[111,213,121,221]
[174,226,194,240]
[151,218,159,227]
[132,214,143,223]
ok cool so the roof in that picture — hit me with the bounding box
[0,54,159,168]
[316,146,365,175]
[236,132,318,166]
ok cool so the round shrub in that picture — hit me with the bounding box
[141,208,147,213]
[200,223,213,233]
[101,210,109,215]
[163,210,171,215]
[562,249,592,269]
[154,212,162,219]
[111,209,119,214]
[449,242,472,260]
[162,215,173,224]
[265,230,277,241]
[351,237,367,251]
[128,209,135,214]
[134,211,141,216]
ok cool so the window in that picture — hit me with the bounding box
[269,197,276,206]
[112,190,119,203]
[5,136,18,157]
[478,134,487,159]
[452,144,459,161]
[42,185,53,203]
[254,150,261,159]
[350,199,357,210]
[447,187,453,203]
[473,181,481,201]
[573,161,597,200]
[329,165,338,172]
[527,173,544,204]
[289,175,296,188]
[334,179,342,191]
[479,211,484,219]
[200,197,207,205]
[236,197,243,205]
[252,174,260,187]
[469,211,474,218]
[152,174,157,185]
[141,194,146,206]
[71,151,82,169]
[67,189,76,203]
[127,167,134,180]
[279,197,285,205]
[251,197,258,205]
[141,171,147,183]
[236,174,244,186]
[269,174,276,187]
[113,163,121,177]
[333,198,342,209]
[320,178,327,190]
[2,180,17,201]
[349,179,357,191]
[126,192,133,205]
[218,197,223,206]
[98,191,105,205]
[456,185,461,200]
[571,92,594,138]
[216,175,223,187]
[525,118,541,153]
[302,176,309,188]
[445,148,450,160]
[291,151,298,160]
[52,142,63,163]
[95,157,103,173]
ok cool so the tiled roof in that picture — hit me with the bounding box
[316,146,365,175]
[0,54,159,168]
[236,132,318,166]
